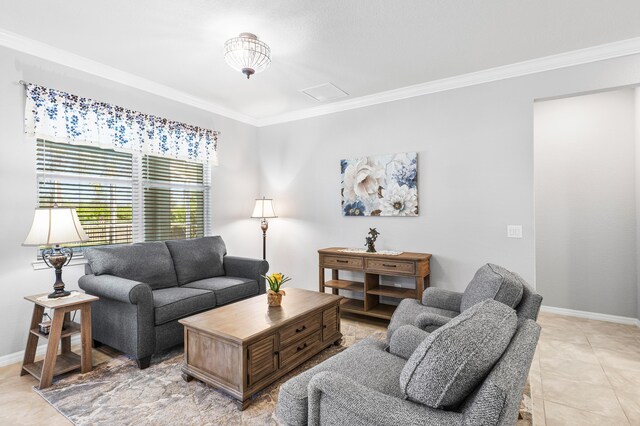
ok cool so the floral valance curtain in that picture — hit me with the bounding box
[24,83,219,164]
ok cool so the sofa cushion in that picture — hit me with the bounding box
[85,242,178,289]
[184,276,259,306]
[399,299,517,409]
[276,339,406,426]
[153,287,216,325]
[165,236,227,285]
[460,264,524,312]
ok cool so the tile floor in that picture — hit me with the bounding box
[531,312,640,426]
[0,312,638,425]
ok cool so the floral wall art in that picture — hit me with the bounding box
[341,152,418,216]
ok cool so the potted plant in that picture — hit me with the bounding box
[263,272,291,306]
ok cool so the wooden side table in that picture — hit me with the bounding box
[21,292,98,389]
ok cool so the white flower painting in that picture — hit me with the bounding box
[341,152,418,216]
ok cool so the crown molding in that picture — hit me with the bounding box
[0,28,258,126]
[255,36,640,127]
[3,26,640,129]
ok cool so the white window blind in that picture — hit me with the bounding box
[36,139,210,250]
[142,156,207,242]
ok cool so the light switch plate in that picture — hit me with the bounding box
[507,225,523,239]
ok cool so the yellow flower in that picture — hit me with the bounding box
[272,273,283,282]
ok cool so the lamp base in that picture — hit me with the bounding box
[48,288,71,299]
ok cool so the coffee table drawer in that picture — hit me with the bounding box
[365,258,415,275]
[322,255,363,269]
[279,314,321,347]
[279,331,321,369]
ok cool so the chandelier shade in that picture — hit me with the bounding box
[224,33,271,79]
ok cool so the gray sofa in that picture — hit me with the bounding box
[78,236,268,369]
[276,299,541,426]
[388,263,543,340]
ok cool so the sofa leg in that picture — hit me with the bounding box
[92,339,102,349]
[136,356,152,369]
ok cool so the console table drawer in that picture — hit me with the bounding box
[365,259,415,275]
[279,314,321,347]
[322,255,363,269]
[279,331,321,369]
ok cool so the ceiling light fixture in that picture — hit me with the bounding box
[224,32,271,79]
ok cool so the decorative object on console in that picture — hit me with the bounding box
[365,227,380,252]
[338,248,403,255]
[224,33,271,79]
[263,272,291,307]
[341,152,418,217]
[251,197,277,260]
[23,207,90,298]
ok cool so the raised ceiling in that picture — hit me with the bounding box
[2,0,640,123]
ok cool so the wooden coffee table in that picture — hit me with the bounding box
[179,288,343,410]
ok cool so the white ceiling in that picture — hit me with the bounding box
[2,0,640,122]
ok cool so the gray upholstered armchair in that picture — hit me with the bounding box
[276,299,541,426]
[387,263,542,340]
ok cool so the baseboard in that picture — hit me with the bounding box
[0,335,82,368]
[541,305,640,327]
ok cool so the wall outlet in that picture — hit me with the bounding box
[507,225,523,239]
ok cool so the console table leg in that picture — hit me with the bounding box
[21,305,44,376]
[61,312,71,354]
[39,309,65,388]
[80,304,93,373]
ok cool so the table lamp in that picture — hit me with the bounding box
[251,197,277,260]
[23,207,90,298]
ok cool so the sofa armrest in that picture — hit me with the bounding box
[389,325,431,359]
[223,256,269,294]
[414,312,453,331]
[421,287,463,312]
[307,371,463,426]
[78,274,153,305]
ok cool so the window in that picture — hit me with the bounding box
[36,139,210,251]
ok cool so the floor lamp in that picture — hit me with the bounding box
[251,197,277,260]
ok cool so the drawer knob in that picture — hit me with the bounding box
[295,325,306,333]
[336,259,348,263]
[297,343,308,352]
[382,263,397,267]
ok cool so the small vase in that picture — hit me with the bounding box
[267,289,285,307]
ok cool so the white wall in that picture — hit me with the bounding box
[0,46,260,358]
[636,88,640,321]
[535,89,638,318]
[256,55,640,308]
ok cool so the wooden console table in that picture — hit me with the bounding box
[318,247,431,320]
[21,292,97,389]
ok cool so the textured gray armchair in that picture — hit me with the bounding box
[388,263,543,340]
[276,299,541,426]
[79,236,268,368]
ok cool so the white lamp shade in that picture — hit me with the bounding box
[23,208,90,246]
[251,198,277,219]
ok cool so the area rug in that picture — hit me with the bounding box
[35,319,532,425]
